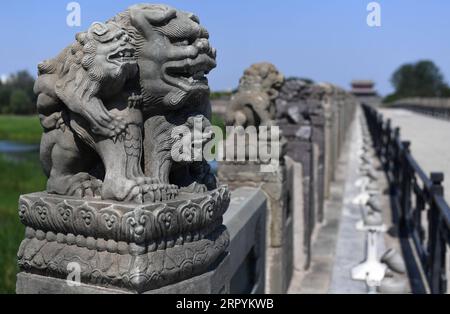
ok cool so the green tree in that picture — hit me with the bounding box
[9,89,33,114]
[0,86,11,113]
[8,70,35,101]
[385,60,450,103]
[210,90,234,100]
[0,70,37,114]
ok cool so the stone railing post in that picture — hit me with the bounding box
[16,4,231,294]
[219,62,292,293]
[276,119,315,273]
[218,147,292,293]
[310,106,326,223]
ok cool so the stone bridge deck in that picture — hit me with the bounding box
[379,108,450,202]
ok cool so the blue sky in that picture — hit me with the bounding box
[1,0,450,95]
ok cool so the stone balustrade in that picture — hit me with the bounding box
[275,80,357,279]
[391,97,450,119]
[215,64,358,293]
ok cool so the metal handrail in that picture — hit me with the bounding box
[362,103,450,294]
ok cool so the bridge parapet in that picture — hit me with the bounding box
[223,187,267,294]
[220,62,359,292]
[276,80,357,240]
[391,97,450,119]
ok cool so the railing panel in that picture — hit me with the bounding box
[223,187,267,294]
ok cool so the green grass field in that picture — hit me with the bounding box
[0,115,44,293]
[0,115,42,144]
[0,155,46,293]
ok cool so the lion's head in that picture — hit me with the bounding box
[39,21,138,92]
[35,21,140,134]
[76,22,138,88]
[111,4,217,110]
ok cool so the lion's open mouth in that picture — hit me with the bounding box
[163,54,216,91]
[108,48,136,63]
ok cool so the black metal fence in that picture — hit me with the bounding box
[362,104,450,294]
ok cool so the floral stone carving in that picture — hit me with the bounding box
[18,3,229,293]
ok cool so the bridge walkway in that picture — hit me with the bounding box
[379,108,450,203]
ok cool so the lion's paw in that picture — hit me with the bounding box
[143,184,179,203]
[49,173,102,198]
[70,178,103,198]
[178,182,208,194]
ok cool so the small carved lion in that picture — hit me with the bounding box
[226,62,284,128]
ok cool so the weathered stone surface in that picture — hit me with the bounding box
[35,3,219,203]
[276,136,315,262]
[275,79,357,278]
[276,80,357,224]
[18,3,230,294]
[18,188,229,244]
[218,160,292,294]
[219,162,286,248]
[17,187,230,293]
[225,63,284,128]
[16,253,230,294]
[219,63,292,294]
[285,157,307,272]
[224,187,267,294]
[265,234,293,293]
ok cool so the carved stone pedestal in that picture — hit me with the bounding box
[16,187,230,294]
[16,253,230,294]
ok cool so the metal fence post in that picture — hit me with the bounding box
[428,172,446,294]
[399,141,411,231]
[393,128,401,186]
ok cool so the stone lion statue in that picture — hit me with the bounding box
[35,4,217,203]
[18,3,231,294]
[225,62,284,128]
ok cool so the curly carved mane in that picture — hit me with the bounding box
[35,22,136,133]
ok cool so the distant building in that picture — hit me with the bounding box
[350,80,382,107]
